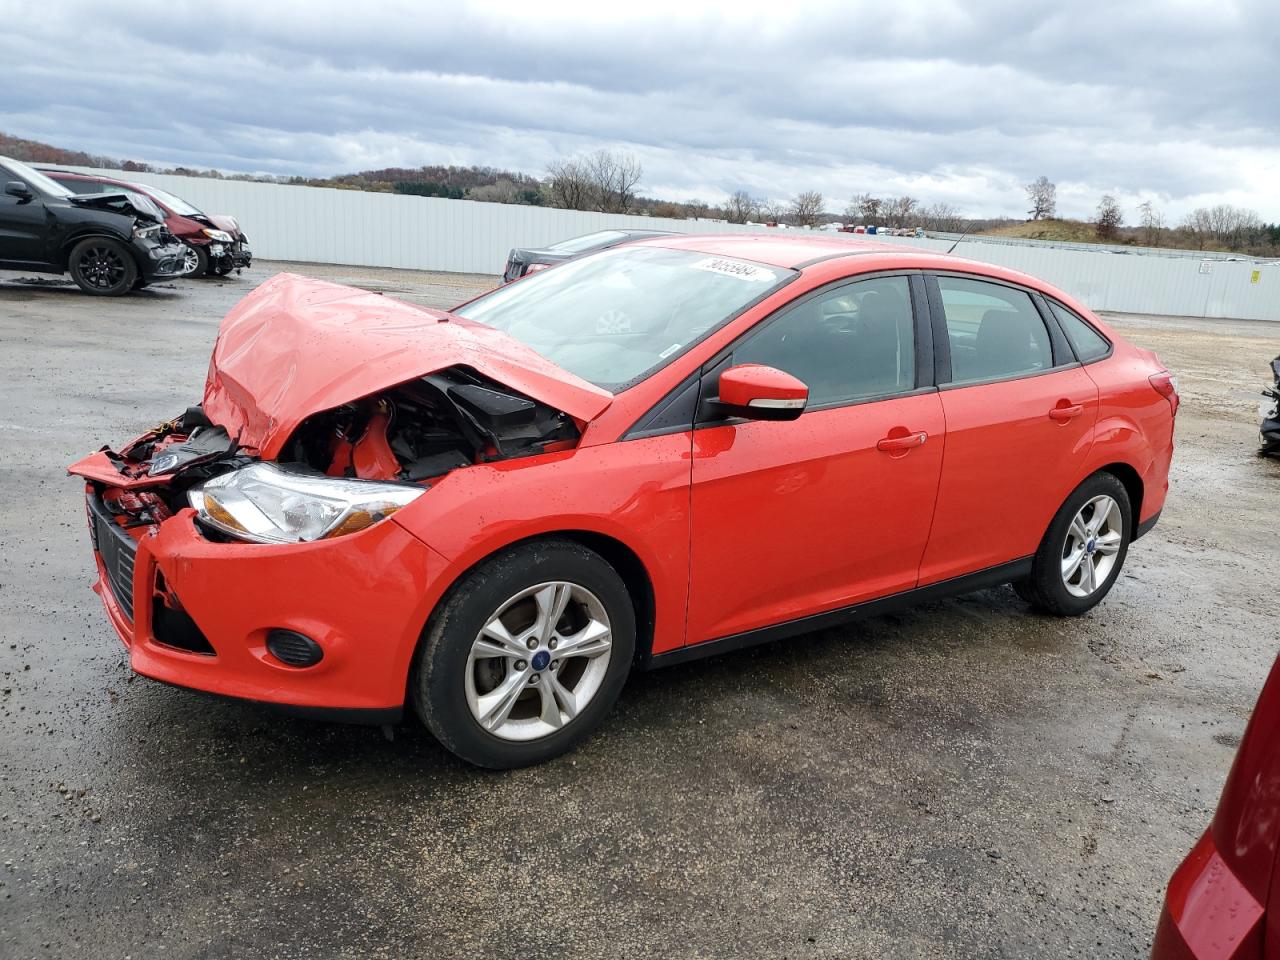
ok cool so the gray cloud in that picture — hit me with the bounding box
[2,0,1277,220]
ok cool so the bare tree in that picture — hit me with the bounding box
[724,190,758,224]
[468,179,521,204]
[789,191,825,228]
[882,195,919,228]
[1025,176,1057,220]
[1095,195,1123,240]
[918,202,965,232]
[759,199,787,223]
[684,197,711,220]
[1181,204,1263,251]
[583,149,643,213]
[545,158,592,210]
[1137,200,1164,246]
[845,193,882,223]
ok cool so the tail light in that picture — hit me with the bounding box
[1149,370,1180,416]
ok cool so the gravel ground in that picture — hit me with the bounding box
[1,261,1277,959]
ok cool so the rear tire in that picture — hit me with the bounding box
[1016,471,1132,616]
[412,540,635,769]
[68,238,137,296]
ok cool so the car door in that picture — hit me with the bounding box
[686,273,945,646]
[917,273,1100,585]
[0,172,50,266]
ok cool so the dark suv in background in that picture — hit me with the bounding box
[0,156,187,295]
[43,169,251,278]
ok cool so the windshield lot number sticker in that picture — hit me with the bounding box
[691,257,776,283]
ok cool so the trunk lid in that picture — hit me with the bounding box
[203,273,613,457]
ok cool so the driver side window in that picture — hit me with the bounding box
[731,276,916,407]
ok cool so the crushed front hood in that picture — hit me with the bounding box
[203,273,613,457]
[68,192,156,222]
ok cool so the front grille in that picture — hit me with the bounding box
[87,494,138,622]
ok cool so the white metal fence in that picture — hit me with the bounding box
[46,164,1280,321]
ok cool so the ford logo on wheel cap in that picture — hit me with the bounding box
[531,650,551,671]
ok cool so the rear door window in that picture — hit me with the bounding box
[936,276,1053,383]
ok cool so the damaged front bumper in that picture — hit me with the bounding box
[79,480,448,722]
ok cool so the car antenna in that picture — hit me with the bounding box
[944,226,971,255]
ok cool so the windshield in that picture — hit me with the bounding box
[547,230,627,254]
[454,246,794,390]
[2,159,74,198]
[130,183,203,216]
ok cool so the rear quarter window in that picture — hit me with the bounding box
[1049,302,1111,362]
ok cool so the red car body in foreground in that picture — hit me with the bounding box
[1152,654,1280,959]
[69,234,1176,767]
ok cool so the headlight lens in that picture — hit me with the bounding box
[133,222,162,240]
[188,463,423,544]
[202,228,234,242]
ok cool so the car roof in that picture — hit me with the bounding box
[635,231,1083,309]
[40,169,133,187]
[635,232,912,268]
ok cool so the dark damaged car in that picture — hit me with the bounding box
[502,228,678,282]
[0,156,187,295]
[44,169,252,277]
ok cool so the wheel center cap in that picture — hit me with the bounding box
[531,650,551,671]
[1085,537,1097,554]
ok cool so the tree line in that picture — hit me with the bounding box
[1022,174,1280,253]
[6,130,1277,256]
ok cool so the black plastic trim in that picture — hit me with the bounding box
[1134,509,1162,541]
[144,675,404,726]
[643,557,1033,670]
[622,374,702,440]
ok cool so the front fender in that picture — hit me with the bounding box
[391,433,692,655]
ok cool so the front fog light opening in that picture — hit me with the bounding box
[266,629,324,668]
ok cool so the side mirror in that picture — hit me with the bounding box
[4,181,32,199]
[716,364,809,421]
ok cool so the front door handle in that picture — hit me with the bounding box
[1049,404,1084,422]
[877,431,928,453]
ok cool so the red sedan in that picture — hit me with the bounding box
[1152,655,1280,959]
[69,235,1176,768]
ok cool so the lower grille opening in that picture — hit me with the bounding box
[151,595,216,656]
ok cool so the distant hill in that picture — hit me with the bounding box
[0,131,151,170]
[978,218,1112,243]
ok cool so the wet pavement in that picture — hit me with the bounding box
[1,263,1278,959]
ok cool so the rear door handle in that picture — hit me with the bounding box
[1049,404,1084,422]
[877,431,928,452]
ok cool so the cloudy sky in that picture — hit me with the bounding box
[3,0,1278,221]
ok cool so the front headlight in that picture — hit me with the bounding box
[202,228,234,242]
[188,463,423,544]
[133,222,163,240]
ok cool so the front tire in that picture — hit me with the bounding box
[183,243,208,277]
[412,540,635,769]
[68,238,137,296]
[1015,472,1132,616]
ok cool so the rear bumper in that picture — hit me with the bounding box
[1151,832,1264,959]
[84,487,450,717]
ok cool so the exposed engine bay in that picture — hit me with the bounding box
[91,365,580,524]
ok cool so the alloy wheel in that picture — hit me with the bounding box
[465,581,613,741]
[80,246,126,289]
[1061,494,1123,598]
[182,245,200,275]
